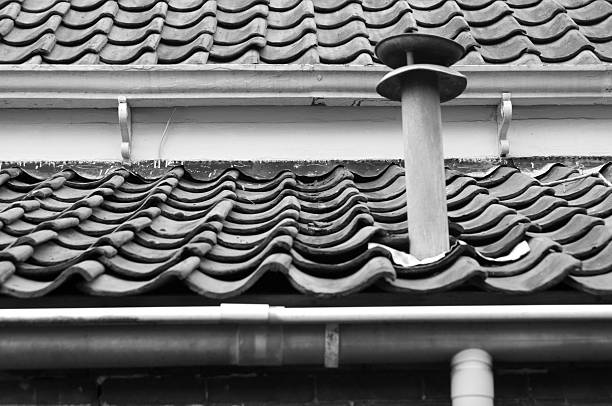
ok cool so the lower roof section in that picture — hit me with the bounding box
[0,159,610,300]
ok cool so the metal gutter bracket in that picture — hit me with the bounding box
[118,96,132,164]
[497,92,512,157]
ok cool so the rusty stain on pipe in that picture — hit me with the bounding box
[324,323,340,368]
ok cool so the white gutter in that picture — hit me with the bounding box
[0,65,610,108]
[3,304,612,324]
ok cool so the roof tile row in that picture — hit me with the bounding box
[0,162,610,298]
[0,0,611,65]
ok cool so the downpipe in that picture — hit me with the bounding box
[451,349,494,406]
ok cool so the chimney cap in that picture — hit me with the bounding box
[375,33,465,69]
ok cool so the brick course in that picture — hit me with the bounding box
[0,365,610,405]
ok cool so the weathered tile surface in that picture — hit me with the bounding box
[0,162,609,298]
[0,0,611,64]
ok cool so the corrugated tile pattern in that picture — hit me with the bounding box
[0,0,611,64]
[0,162,610,298]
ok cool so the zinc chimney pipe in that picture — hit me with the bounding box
[375,34,467,259]
[451,349,494,406]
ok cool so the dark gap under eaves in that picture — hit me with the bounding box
[4,156,612,180]
[2,289,612,308]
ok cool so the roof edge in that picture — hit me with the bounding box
[0,64,610,108]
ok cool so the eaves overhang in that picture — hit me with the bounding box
[0,64,611,108]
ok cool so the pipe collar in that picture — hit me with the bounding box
[220,303,270,323]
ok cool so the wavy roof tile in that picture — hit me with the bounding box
[0,162,610,298]
[0,0,611,64]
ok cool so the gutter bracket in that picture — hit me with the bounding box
[118,96,132,164]
[497,92,512,157]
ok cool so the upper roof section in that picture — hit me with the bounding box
[0,0,611,66]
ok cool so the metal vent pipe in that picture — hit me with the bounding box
[375,34,467,259]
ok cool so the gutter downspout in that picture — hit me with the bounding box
[451,349,494,406]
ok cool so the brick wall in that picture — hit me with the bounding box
[0,365,610,405]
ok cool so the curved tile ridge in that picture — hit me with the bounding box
[209,0,266,63]
[366,0,414,53]
[98,1,165,64]
[159,0,215,63]
[263,0,318,64]
[0,162,610,298]
[312,1,374,64]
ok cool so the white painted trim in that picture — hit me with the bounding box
[0,104,610,161]
[0,65,610,108]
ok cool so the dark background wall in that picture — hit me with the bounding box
[0,364,611,406]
